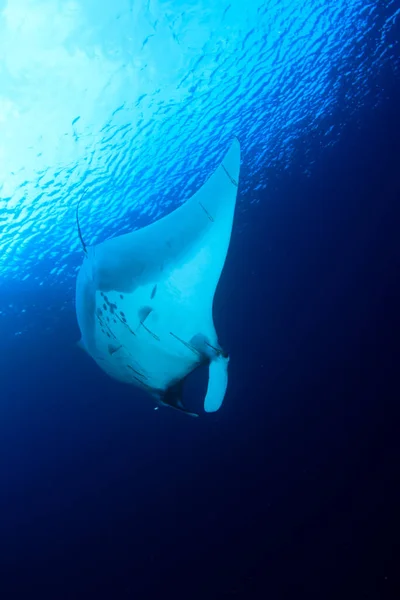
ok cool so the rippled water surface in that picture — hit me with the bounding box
[0,0,399,331]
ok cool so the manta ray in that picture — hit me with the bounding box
[75,137,241,417]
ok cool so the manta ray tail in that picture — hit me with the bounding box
[76,190,88,255]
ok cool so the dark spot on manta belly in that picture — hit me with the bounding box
[151,284,157,299]
[138,306,153,323]
[120,294,124,299]
[103,304,107,311]
[108,344,122,356]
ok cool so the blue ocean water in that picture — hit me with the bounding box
[0,1,399,598]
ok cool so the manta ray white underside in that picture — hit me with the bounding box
[75,137,241,416]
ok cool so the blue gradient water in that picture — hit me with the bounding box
[1,1,399,598]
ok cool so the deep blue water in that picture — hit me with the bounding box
[1,2,400,598]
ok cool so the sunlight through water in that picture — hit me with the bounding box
[0,0,399,335]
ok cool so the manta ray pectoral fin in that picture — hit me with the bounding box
[204,354,230,413]
[160,380,199,418]
[76,338,88,353]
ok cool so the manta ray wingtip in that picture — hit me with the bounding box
[76,338,87,352]
[76,190,88,255]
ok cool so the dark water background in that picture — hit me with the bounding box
[0,72,399,599]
